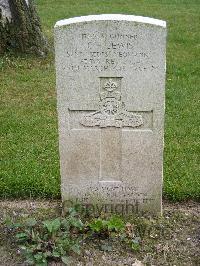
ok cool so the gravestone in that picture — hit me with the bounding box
[54,14,166,215]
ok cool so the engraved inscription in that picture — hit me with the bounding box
[65,30,158,73]
[80,78,143,128]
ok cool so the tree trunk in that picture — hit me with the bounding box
[0,0,48,55]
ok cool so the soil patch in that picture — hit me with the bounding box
[0,200,199,266]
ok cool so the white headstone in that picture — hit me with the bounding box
[54,14,166,215]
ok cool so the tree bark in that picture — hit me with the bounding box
[0,0,48,55]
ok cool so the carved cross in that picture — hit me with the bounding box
[70,78,147,182]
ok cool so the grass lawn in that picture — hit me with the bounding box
[0,0,199,200]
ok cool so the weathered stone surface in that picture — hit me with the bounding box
[54,14,166,215]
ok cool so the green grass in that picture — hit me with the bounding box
[0,0,199,200]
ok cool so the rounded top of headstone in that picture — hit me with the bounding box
[54,14,166,28]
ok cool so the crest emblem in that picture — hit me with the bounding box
[80,78,143,128]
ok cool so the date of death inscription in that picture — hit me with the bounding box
[65,32,158,72]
